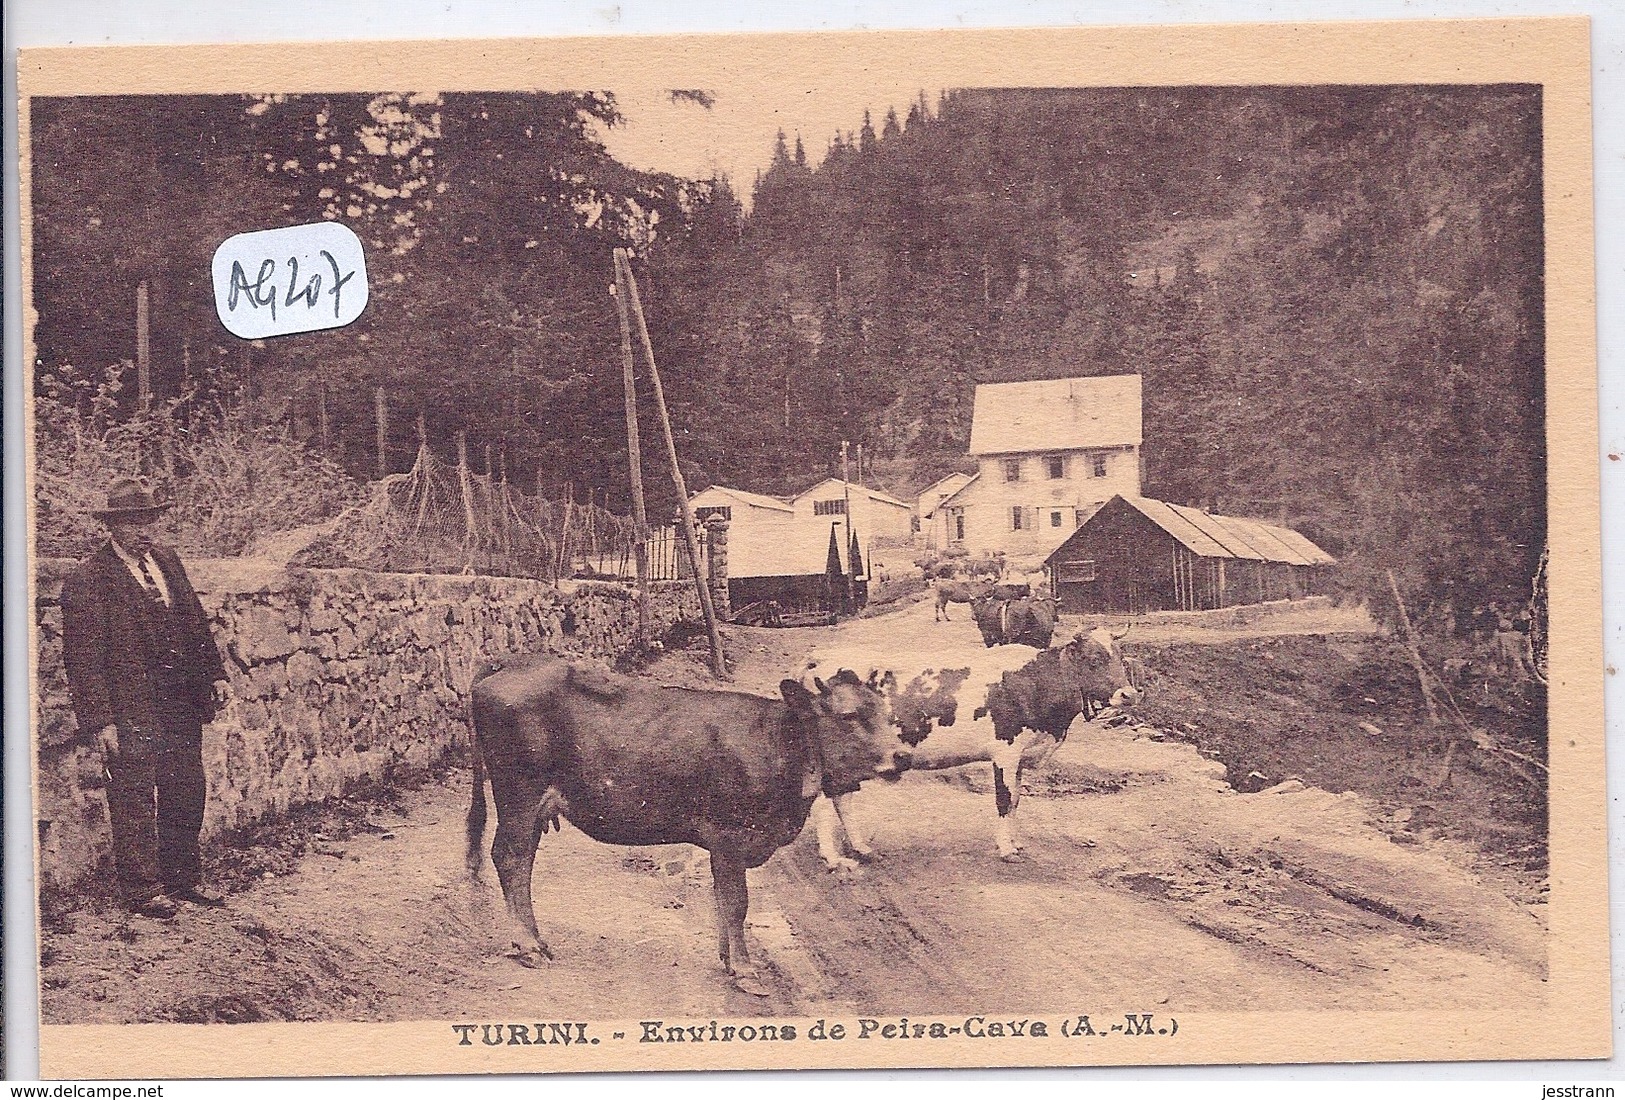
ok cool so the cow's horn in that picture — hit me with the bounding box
[813,675,829,694]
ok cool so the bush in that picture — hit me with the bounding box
[34,363,363,559]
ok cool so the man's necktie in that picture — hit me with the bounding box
[134,556,169,606]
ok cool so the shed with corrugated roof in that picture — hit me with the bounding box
[1043,494,1336,614]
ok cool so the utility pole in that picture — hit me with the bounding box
[615,248,728,679]
[840,440,854,611]
[136,280,151,410]
[610,263,652,651]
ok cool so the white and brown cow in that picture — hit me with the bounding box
[798,626,1141,865]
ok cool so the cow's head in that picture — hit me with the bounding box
[780,670,911,787]
[1056,626,1144,714]
[793,659,978,764]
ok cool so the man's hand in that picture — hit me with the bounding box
[94,723,119,756]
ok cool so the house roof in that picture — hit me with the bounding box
[968,374,1143,456]
[1048,495,1335,567]
[916,472,974,503]
[689,484,794,514]
[931,472,981,512]
[790,478,911,510]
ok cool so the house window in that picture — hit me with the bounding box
[1050,510,1063,528]
[953,510,965,542]
[1011,506,1025,531]
[694,505,732,522]
[1057,558,1097,583]
[1003,458,1022,482]
[1090,453,1108,478]
[1045,455,1065,479]
[813,499,847,516]
[1074,508,1090,527]
[911,514,921,533]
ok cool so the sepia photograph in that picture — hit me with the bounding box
[16,19,1606,1078]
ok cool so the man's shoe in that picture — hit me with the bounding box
[129,894,179,919]
[170,885,227,908]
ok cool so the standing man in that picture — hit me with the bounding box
[61,477,230,918]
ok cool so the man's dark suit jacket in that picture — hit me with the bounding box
[61,541,226,740]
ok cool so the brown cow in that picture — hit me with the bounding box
[934,578,994,621]
[970,595,1057,648]
[465,657,903,995]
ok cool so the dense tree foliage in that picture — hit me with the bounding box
[30,91,722,519]
[687,86,1544,626]
[29,85,1543,629]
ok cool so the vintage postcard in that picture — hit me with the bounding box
[17,17,1605,1079]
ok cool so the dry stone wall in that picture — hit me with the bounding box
[33,558,701,897]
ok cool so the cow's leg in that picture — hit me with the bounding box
[990,740,1025,862]
[1002,735,1064,857]
[710,870,731,971]
[489,791,554,966]
[811,796,860,874]
[710,851,769,996]
[831,791,878,864]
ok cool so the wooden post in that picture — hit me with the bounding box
[241,343,254,422]
[840,440,854,611]
[317,380,330,454]
[1386,569,1442,730]
[136,280,151,410]
[457,431,479,566]
[615,249,727,679]
[1387,567,1455,788]
[611,263,653,650]
[375,387,389,478]
[557,482,574,580]
[178,338,193,433]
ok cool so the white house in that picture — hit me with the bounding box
[687,485,798,580]
[916,471,975,550]
[788,478,915,547]
[937,374,1143,560]
[690,482,876,613]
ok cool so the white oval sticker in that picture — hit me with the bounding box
[211,221,369,339]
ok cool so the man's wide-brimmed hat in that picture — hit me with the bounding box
[94,477,171,522]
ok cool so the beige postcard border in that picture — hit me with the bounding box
[18,16,1604,1078]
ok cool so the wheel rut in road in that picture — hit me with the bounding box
[753,840,983,1014]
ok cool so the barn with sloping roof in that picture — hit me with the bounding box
[1044,494,1335,614]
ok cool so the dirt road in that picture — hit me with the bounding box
[41,597,1546,1024]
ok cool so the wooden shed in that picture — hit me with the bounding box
[1045,495,1335,615]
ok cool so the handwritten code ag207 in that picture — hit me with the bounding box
[211,221,369,339]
